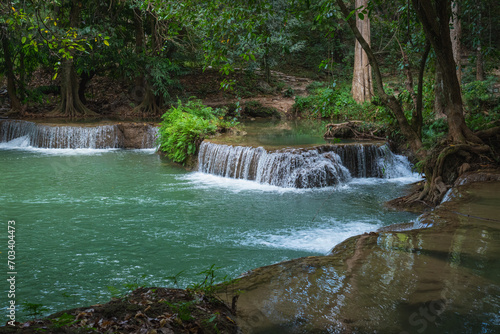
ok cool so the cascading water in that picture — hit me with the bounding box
[0,120,158,149]
[198,141,414,188]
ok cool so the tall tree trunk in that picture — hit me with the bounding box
[53,60,96,117]
[133,8,145,95]
[411,0,481,144]
[1,29,22,113]
[51,0,96,117]
[476,43,484,81]
[475,9,484,81]
[414,40,431,138]
[335,0,424,158]
[351,0,373,103]
[434,64,447,119]
[132,12,161,115]
[450,1,462,84]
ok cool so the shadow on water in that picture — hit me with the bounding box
[221,181,500,334]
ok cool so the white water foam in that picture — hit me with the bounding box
[179,172,312,193]
[183,170,422,194]
[348,173,423,186]
[0,136,157,155]
[240,220,383,254]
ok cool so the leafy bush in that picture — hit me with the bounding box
[422,117,448,148]
[463,77,499,114]
[294,83,371,119]
[158,99,238,164]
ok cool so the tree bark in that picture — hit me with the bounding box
[78,70,95,105]
[335,0,424,158]
[51,0,96,117]
[414,40,431,138]
[434,64,447,119]
[351,0,373,103]
[133,8,145,91]
[476,44,484,81]
[52,60,96,117]
[411,0,481,144]
[450,1,462,84]
[1,29,22,113]
[132,12,162,115]
[475,10,484,81]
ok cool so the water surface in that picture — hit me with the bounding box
[0,147,418,320]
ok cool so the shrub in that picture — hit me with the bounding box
[463,77,499,114]
[293,83,371,119]
[158,99,238,164]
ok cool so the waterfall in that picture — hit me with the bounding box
[0,120,158,149]
[199,142,351,188]
[198,141,414,188]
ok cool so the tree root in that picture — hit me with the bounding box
[131,89,162,116]
[324,121,386,141]
[418,143,494,205]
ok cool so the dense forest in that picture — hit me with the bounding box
[1,0,499,204]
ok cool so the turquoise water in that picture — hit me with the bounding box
[0,147,419,321]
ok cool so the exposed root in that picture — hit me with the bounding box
[131,89,162,116]
[419,143,495,205]
[49,104,98,118]
[324,121,386,141]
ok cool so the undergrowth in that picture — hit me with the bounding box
[293,81,389,122]
[157,99,239,164]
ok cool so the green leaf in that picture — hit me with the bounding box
[103,40,109,46]
[52,73,58,80]
[21,37,26,44]
[358,13,364,20]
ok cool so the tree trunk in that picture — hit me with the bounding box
[434,64,447,119]
[78,70,95,105]
[51,0,96,117]
[132,12,162,115]
[52,60,96,117]
[475,10,484,81]
[335,0,424,158]
[1,30,22,113]
[414,40,431,138]
[133,8,145,92]
[476,44,484,81]
[450,1,462,84]
[133,85,161,116]
[351,0,373,103]
[411,0,481,144]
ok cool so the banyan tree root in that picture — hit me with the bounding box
[418,143,494,205]
[324,121,386,140]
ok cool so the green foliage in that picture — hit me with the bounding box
[294,83,371,119]
[21,302,49,320]
[466,107,500,131]
[188,264,221,297]
[50,313,77,329]
[158,99,238,164]
[164,300,197,322]
[283,87,294,97]
[422,118,448,149]
[463,77,499,114]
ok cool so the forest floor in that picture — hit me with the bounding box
[0,67,316,120]
[0,288,241,333]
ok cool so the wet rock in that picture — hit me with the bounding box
[117,123,158,149]
[220,181,500,334]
